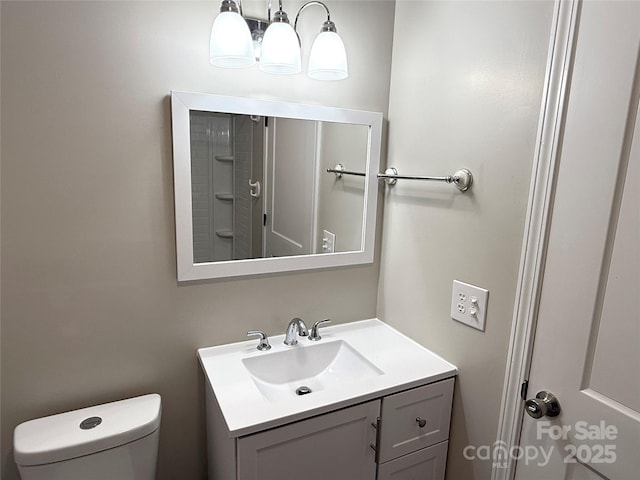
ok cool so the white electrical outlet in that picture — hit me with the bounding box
[322,230,336,253]
[451,280,489,331]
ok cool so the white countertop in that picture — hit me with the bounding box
[197,318,457,437]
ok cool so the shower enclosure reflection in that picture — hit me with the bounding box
[189,111,368,263]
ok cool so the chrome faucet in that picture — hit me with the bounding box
[284,317,309,346]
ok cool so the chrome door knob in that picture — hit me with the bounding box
[524,390,561,419]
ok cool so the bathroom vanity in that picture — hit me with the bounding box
[198,319,457,480]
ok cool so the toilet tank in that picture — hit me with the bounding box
[14,393,161,480]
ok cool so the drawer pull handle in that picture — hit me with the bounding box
[416,416,427,428]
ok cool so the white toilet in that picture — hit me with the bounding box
[14,393,161,480]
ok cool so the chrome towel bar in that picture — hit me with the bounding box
[377,167,473,192]
[327,163,473,192]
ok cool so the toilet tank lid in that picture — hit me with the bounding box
[14,393,161,467]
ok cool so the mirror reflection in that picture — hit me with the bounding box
[189,112,368,263]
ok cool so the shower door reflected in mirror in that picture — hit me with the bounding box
[171,91,382,281]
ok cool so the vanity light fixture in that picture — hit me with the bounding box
[209,0,348,80]
[209,0,255,68]
[259,4,301,74]
[295,1,348,80]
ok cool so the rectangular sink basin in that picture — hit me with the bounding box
[242,340,383,402]
[198,318,457,437]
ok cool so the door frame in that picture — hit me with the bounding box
[492,1,580,479]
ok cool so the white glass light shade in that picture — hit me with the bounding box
[210,11,255,68]
[308,31,348,80]
[259,22,301,74]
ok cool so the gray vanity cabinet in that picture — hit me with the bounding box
[206,377,454,480]
[237,400,379,480]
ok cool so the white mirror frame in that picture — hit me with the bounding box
[171,91,383,281]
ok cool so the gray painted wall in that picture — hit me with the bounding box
[0,1,394,478]
[378,1,554,479]
[1,1,559,479]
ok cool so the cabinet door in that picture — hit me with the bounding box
[378,378,454,463]
[377,441,448,480]
[237,400,380,480]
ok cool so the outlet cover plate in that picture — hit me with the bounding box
[322,230,336,253]
[451,280,489,331]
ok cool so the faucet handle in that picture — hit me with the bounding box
[309,319,331,341]
[247,331,271,351]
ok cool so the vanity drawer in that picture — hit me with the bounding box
[377,441,448,480]
[377,378,454,463]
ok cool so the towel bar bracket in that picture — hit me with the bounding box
[326,163,366,178]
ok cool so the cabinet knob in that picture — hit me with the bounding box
[416,416,427,428]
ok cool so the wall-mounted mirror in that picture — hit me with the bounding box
[171,91,382,281]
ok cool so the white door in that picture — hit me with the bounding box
[264,117,317,257]
[515,2,640,479]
